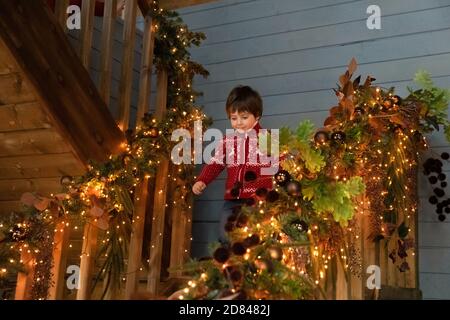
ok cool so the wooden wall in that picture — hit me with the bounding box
[178,0,450,299]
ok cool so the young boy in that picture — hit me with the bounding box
[192,85,276,242]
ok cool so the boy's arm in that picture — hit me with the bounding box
[196,162,226,185]
[196,138,226,185]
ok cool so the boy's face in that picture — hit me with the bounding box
[229,111,259,132]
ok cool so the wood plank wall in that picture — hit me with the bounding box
[178,0,450,299]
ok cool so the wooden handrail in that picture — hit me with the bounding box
[0,0,125,164]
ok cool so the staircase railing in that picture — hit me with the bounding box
[7,0,192,300]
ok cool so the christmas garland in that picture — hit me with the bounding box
[172,59,450,300]
[0,2,210,299]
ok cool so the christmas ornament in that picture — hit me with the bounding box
[429,196,438,204]
[274,170,290,186]
[314,131,329,145]
[255,187,268,200]
[266,190,280,203]
[231,242,246,255]
[229,269,243,282]
[382,99,392,110]
[291,219,308,233]
[391,95,402,106]
[148,127,159,138]
[268,246,283,261]
[224,222,234,232]
[434,188,445,198]
[255,259,274,273]
[213,247,230,263]
[286,181,301,196]
[11,223,29,242]
[429,176,438,184]
[353,106,365,118]
[439,214,446,221]
[331,131,346,144]
[441,152,449,160]
[236,214,249,228]
[243,234,259,248]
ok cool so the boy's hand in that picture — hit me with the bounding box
[192,181,206,195]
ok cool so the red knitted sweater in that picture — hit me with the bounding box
[196,123,278,200]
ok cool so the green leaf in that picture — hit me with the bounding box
[279,127,292,147]
[295,120,315,142]
[302,186,315,201]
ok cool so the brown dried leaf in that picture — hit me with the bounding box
[54,193,67,201]
[363,76,375,88]
[324,116,338,126]
[368,117,386,132]
[49,201,60,216]
[343,98,355,119]
[348,57,357,76]
[342,81,354,98]
[34,197,50,211]
[353,75,361,88]
[390,114,407,128]
[330,105,342,116]
[339,73,349,86]
[90,205,104,218]
[20,192,37,206]
[95,216,109,230]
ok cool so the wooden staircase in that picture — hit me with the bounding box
[0,0,219,300]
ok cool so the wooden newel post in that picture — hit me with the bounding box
[76,222,98,300]
[147,69,169,295]
[15,249,35,300]
[49,220,71,299]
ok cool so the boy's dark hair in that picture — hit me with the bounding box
[226,85,263,119]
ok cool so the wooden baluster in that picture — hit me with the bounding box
[15,250,35,300]
[76,222,98,300]
[99,0,117,104]
[136,17,156,123]
[125,15,156,299]
[169,182,193,279]
[49,220,71,300]
[117,0,137,131]
[54,0,70,32]
[147,69,169,295]
[79,0,95,69]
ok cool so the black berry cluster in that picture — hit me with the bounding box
[424,153,450,221]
